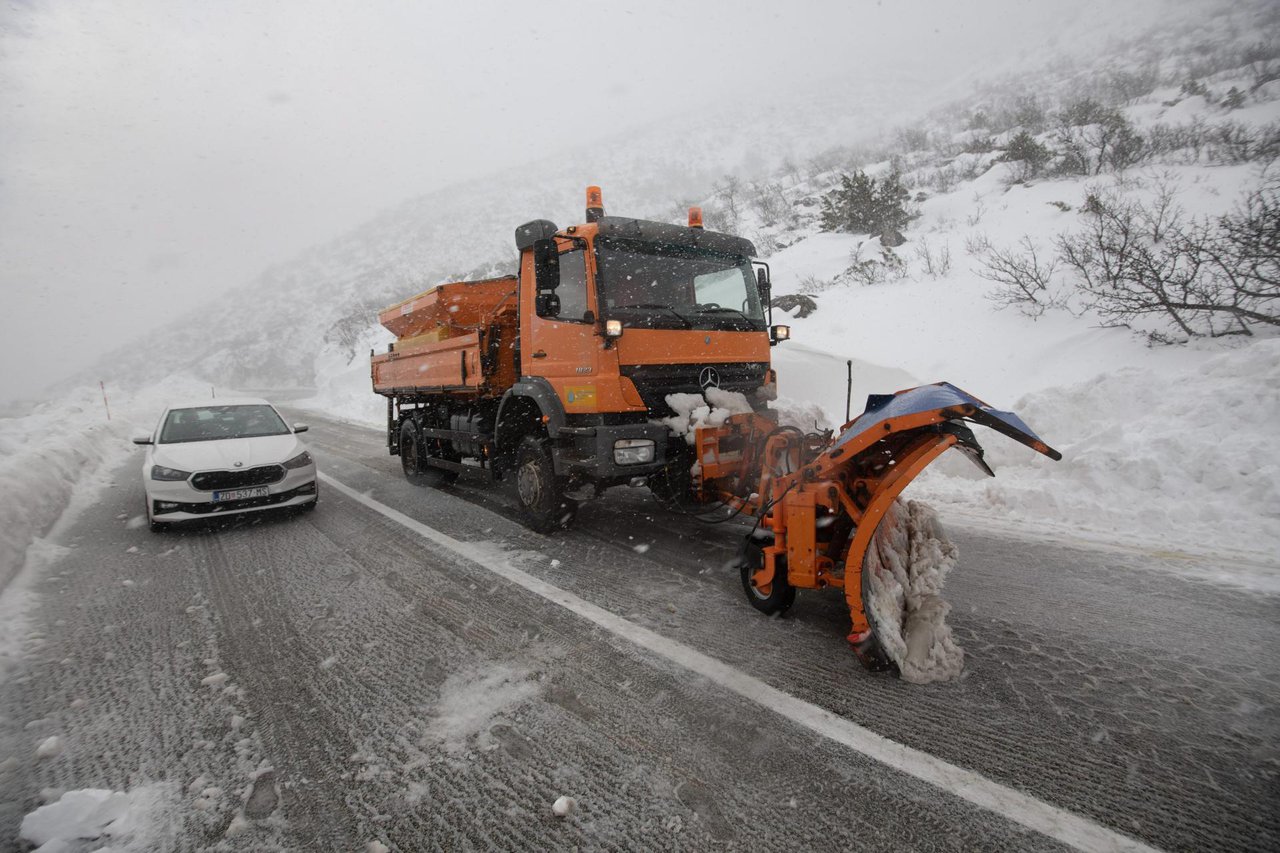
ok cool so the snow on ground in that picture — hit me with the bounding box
[19,784,172,852]
[421,662,542,752]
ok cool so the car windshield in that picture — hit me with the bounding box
[594,237,765,330]
[159,404,290,443]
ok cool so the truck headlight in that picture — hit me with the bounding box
[150,464,191,481]
[604,319,624,338]
[770,324,791,342]
[613,439,654,465]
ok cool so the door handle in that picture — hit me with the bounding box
[531,350,548,358]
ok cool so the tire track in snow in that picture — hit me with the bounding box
[319,470,1163,853]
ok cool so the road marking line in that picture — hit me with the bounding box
[320,471,1162,853]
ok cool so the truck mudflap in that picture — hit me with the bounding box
[694,382,1061,674]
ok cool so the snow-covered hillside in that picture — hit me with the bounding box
[14,0,1279,574]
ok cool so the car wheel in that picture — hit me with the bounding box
[515,435,577,534]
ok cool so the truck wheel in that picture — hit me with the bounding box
[515,435,577,533]
[738,534,795,615]
[400,421,458,488]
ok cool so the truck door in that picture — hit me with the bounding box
[523,243,600,412]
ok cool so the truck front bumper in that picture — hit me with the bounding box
[552,422,669,481]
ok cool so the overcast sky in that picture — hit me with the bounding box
[0,0,1165,403]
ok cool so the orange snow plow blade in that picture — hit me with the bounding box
[694,382,1061,672]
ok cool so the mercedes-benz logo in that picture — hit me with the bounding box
[699,367,721,390]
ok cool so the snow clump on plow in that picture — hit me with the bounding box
[864,499,964,684]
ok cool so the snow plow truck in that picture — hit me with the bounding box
[372,187,1060,670]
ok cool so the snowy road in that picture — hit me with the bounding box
[1,411,1277,852]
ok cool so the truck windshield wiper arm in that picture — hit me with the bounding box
[615,303,693,326]
[694,306,757,325]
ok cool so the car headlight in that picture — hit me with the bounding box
[613,439,655,466]
[283,451,314,470]
[150,464,191,481]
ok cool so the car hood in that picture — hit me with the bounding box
[153,434,305,472]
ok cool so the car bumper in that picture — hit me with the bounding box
[146,467,318,521]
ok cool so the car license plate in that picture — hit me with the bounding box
[212,486,270,502]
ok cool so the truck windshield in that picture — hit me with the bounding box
[594,237,765,330]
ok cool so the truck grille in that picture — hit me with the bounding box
[191,465,286,491]
[620,362,768,414]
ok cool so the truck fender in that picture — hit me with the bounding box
[495,379,567,466]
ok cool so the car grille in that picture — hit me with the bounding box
[190,465,286,491]
[620,361,768,415]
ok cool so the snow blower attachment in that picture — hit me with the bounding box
[694,382,1061,673]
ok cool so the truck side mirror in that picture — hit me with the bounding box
[533,239,559,292]
[756,267,771,304]
[533,239,562,318]
[535,291,561,317]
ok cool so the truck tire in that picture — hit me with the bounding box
[400,420,458,488]
[515,435,577,533]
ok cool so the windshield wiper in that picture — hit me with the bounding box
[694,306,758,325]
[615,303,693,327]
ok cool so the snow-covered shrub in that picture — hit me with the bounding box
[998,130,1053,182]
[1053,100,1147,176]
[818,170,915,237]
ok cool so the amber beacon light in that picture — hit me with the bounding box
[586,186,604,223]
[688,206,704,229]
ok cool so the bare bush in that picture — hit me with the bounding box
[746,180,794,228]
[1056,184,1280,341]
[914,237,953,280]
[847,244,908,286]
[1205,121,1280,165]
[968,234,1062,318]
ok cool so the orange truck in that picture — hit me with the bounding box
[372,187,789,532]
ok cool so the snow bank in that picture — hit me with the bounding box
[864,500,965,684]
[0,388,132,591]
[295,322,393,428]
[915,339,1280,560]
[20,785,168,850]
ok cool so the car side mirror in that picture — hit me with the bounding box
[293,423,309,433]
[131,434,152,445]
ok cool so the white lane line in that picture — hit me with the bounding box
[319,471,1163,853]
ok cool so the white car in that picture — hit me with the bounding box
[133,397,318,530]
